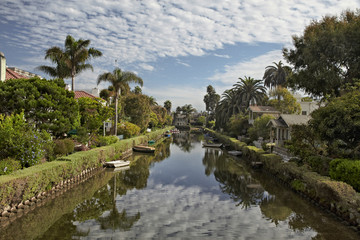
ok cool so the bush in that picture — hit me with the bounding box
[305,155,332,176]
[98,136,118,147]
[63,139,75,154]
[53,139,74,156]
[329,159,360,192]
[117,122,140,138]
[0,158,21,175]
[0,112,51,168]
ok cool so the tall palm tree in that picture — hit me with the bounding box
[233,76,266,110]
[97,68,143,135]
[164,100,172,114]
[38,35,102,91]
[263,61,292,94]
[215,89,238,129]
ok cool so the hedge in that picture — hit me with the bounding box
[330,159,360,192]
[0,127,172,207]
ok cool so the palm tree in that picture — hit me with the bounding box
[215,89,238,129]
[164,100,172,114]
[263,61,291,88]
[233,76,266,110]
[263,61,292,100]
[97,68,143,135]
[38,35,102,91]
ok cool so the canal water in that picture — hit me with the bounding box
[1,132,359,239]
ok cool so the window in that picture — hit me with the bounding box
[302,111,307,115]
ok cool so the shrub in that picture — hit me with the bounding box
[0,158,21,175]
[117,122,140,138]
[97,136,118,147]
[305,155,332,176]
[53,140,67,156]
[329,159,360,192]
[63,139,75,154]
[0,112,51,168]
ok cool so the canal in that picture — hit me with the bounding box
[1,132,359,239]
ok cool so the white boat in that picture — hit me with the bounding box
[202,143,223,148]
[228,150,242,156]
[104,160,130,168]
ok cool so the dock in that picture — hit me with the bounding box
[104,160,130,168]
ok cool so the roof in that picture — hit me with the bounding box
[5,68,28,80]
[268,114,311,128]
[249,105,280,113]
[74,91,98,99]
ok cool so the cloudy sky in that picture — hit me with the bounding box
[1,0,359,111]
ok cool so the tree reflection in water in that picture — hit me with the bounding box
[202,147,268,209]
[172,131,203,152]
[66,139,172,232]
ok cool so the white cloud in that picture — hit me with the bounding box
[74,182,317,239]
[208,50,284,85]
[214,54,230,59]
[144,86,206,111]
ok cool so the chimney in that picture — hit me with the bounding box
[0,52,5,82]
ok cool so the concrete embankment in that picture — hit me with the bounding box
[207,129,360,230]
[0,127,172,224]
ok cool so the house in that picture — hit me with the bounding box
[267,114,311,147]
[0,51,42,81]
[293,93,321,115]
[173,114,189,127]
[248,105,280,124]
[74,90,98,99]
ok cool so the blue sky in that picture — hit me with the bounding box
[1,0,359,111]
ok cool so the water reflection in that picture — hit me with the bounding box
[1,134,359,239]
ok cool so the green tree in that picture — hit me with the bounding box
[248,114,275,141]
[164,100,172,114]
[38,35,102,91]
[99,89,111,104]
[283,10,360,98]
[268,88,301,114]
[151,105,167,127]
[77,97,113,139]
[309,89,360,157]
[228,113,250,136]
[233,76,266,110]
[0,112,51,168]
[133,86,142,94]
[97,68,143,135]
[263,61,291,90]
[0,78,79,137]
[123,94,150,131]
[215,89,239,130]
[203,85,220,120]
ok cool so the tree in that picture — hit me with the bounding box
[233,76,266,110]
[248,114,275,141]
[203,85,220,120]
[97,68,143,135]
[215,89,239,130]
[38,35,102,91]
[0,78,79,137]
[283,10,360,98]
[123,94,150,131]
[99,89,111,104]
[77,97,113,139]
[309,89,360,157]
[263,61,291,90]
[133,86,142,94]
[268,88,301,114]
[228,113,250,136]
[164,100,172,114]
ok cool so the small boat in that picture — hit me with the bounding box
[104,160,130,168]
[164,133,171,137]
[228,150,242,156]
[133,145,155,153]
[202,143,223,148]
[148,140,155,145]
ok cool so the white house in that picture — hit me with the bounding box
[267,114,311,147]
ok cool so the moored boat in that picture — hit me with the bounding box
[104,160,130,168]
[133,145,155,153]
[202,143,223,148]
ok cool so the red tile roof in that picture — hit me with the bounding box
[74,91,97,99]
[249,105,280,113]
[5,68,28,80]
